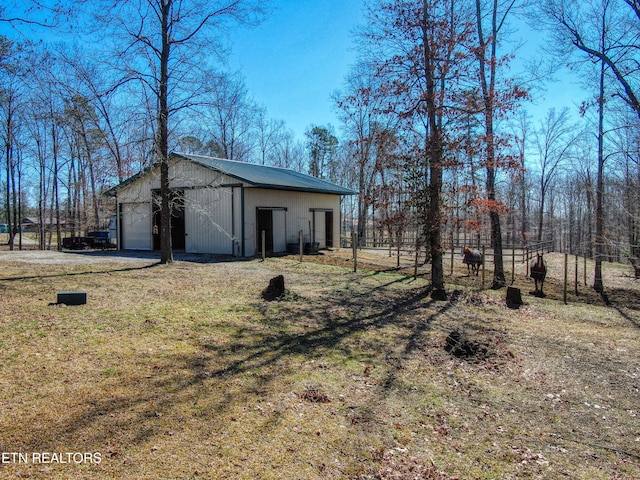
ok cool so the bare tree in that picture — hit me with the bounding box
[540,0,640,118]
[57,48,130,183]
[255,110,289,166]
[472,0,528,289]
[510,110,530,244]
[0,2,68,30]
[538,0,632,291]
[532,107,578,242]
[200,72,258,162]
[335,60,400,247]
[611,114,640,259]
[79,0,266,264]
[0,37,22,249]
[272,134,305,171]
[358,0,477,299]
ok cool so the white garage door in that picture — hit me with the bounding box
[314,211,327,249]
[121,203,152,250]
[273,209,286,253]
[185,187,234,254]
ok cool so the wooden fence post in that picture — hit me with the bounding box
[261,230,266,262]
[563,253,568,304]
[574,254,579,295]
[511,246,515,285]
[299,230,304,263]
[352,231,358,273]
[450,244,455,276]
[481,245,486,289]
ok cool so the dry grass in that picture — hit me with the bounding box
[0,249,638,479]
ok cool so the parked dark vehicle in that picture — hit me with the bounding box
[62,236,90,250]
[87,231,116,249]
[62,231,115,250]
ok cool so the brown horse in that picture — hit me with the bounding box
[530,253,547,296]
[462,247,483,276]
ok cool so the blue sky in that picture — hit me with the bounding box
[0,0,365,142]
[226,0,580,142]
[227,0,366,141]
[1,0,580,143]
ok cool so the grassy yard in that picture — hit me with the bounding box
[0,250,638,479]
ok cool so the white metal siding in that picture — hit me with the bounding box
[243,189,340,255]
[313,211,327,249]
[121,203,152,250]
[273,209,287,253]
[232,187,243,256]
[116,160,244,253]
[117,174,153,203]
[115,160,345,257]
[117,159,238,203]
[169,158,233,188]
[185,187,234,254]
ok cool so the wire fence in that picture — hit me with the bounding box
[339,234,640,305]
[342,233,553,274]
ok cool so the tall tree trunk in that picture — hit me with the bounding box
[357,155,367,247]
[52,124,62,251]
[5,114,14,250]
[16,153,22,250]
[422,0,446,300]
[537,184,545,243]
[520,165,527,244]
[4,98,17,250]
[38,138,47,251]
[593,55,606,293]
[475,0,507,289]
[428,156,446,298]
[585,169,594,258]
[159,0,174,264]
[10,145,19,250]
[79,123,101,229]
[487,166,506,288]
[626,153,639,259]
[634,164,640,258]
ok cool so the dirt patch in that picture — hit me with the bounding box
[444,329,490,359]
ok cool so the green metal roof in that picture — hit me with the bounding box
[176,153,355,195]
[104,152,356,196]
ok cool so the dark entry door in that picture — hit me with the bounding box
[256,209,273,254]
[171,200,185,250]
[152,190,186,251]
[325,211,334,248]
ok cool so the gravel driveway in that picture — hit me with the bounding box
[0,249,226,265]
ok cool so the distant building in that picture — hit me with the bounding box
[21,217,66,233]
[104,152,355,256]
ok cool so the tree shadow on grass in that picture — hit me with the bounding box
[10,262,639,466]
[606,287,640,328]
[11,274,458,460]
[204,278,436,377]
[0,262,161,283]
